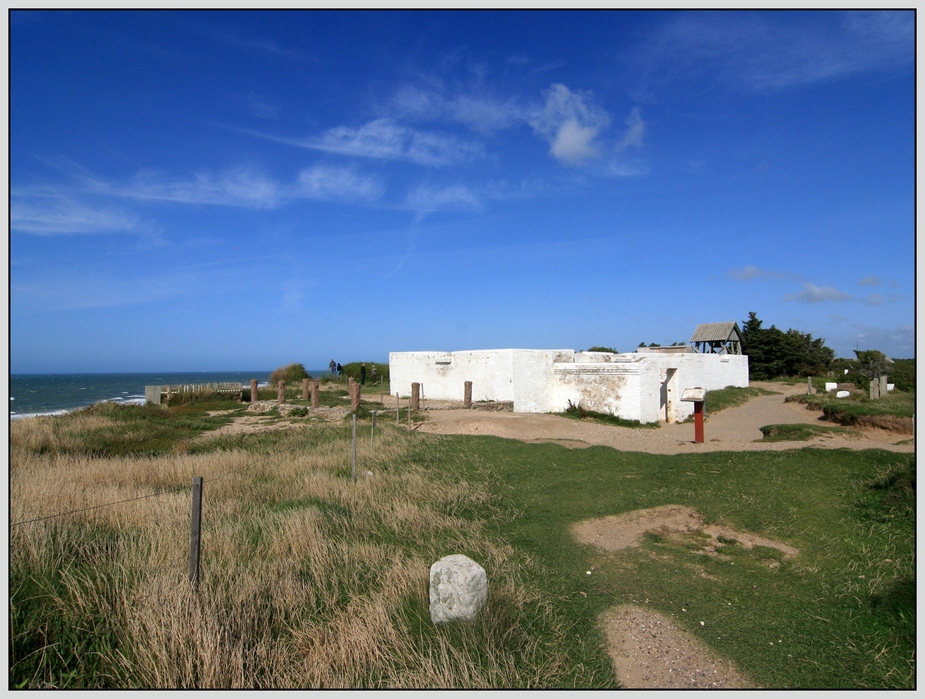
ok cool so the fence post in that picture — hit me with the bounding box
[370,411,377,448]
[411,382,420,411]
[277,381,285,405]
[312,381,320,409]
[189,476,203,587]
[250,379,258,403]
[302,378,310,400]
[351,414,357,483]
[464,381,472,409]
[351,382,361,412]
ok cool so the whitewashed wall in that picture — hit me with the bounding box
[388,349,748,423]
[389,350,517,402]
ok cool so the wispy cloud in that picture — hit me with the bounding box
[293,118,484,167]
[858,275,881,286]
[727,265,798,282]
[390,84,523,133]
[11,194,144,236]
[630,11,914,96]
[295,165,384,201]
[114,168,282,208]
[785,282,852,303]
[406,183,481,223]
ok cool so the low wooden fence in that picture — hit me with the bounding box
[145,382,243,406]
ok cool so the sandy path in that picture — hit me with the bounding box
[368,381,913,455]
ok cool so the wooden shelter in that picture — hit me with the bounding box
[690,321,743,355]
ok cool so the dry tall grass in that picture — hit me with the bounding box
[11,416,570,688]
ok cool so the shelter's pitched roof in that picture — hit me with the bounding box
[690,322,742,343]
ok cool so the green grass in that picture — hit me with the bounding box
[759,423,859,442]
[704,385,778,414]
[10,403,915,688]
[560,400,658,428]
[786,391,914,427]
[451,439,914,688]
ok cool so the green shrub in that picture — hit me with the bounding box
[269,363,310,385]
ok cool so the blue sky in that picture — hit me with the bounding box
[9,10,916,373]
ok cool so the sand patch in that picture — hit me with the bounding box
[571,505,799,558]
[573,505,797,688]
[600,605,755,688]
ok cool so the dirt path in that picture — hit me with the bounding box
[380,381,913,455]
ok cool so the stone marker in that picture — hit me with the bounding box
[311,381,320,409]
[302,378,310,400]
[277,381,285,405]
[250,379,258,403]
[429,554,487,624]
[464,381,472,409]
[836,390,850,399]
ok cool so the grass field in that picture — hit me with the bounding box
[10,401,915,688]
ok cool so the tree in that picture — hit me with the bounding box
[740,312,834,380]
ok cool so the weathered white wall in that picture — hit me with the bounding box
[389,350,517,402]
[388,349,748,423]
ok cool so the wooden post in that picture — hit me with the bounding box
[370,411,377,447]
[277,381,285,405]
[464,381,472,409]
[351,382,361,412]
[311,381,320,409]
[411,382,420,411]
[250,379,258,403]
[693,401,705,444]
[189,476,203,587]
[302,378,310,400]
[351,414,357,483]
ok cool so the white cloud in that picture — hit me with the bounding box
[616,107,646,151]
[786,283,852,303]
[11,195,142,236]
[406,183,481,222]
[301,118,483,167]
[115,168,282,208]
[391,84,523,134]
[530,84,611,166]
[727,265,796,282]
[858,275,882,286]
[630,11,913,95]
[295,165,384,201]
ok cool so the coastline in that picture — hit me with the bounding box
[8,371,300,421]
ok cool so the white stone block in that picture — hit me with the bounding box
[836,390,850,399]
[825,382,838,392]
[429,554,487,624]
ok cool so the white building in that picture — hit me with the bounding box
[389,343,749,425]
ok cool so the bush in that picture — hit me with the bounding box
[269,363,310,385]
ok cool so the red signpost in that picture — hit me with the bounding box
[681,388,707,444]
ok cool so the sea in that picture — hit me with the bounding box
[9,371,329,420]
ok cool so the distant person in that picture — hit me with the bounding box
[360,363,366,385]
[370,364,377,382]
[329,359,336,375]
[336,363,343,376]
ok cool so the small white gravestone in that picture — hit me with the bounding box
[825,382,838,392]
[836,390,850,399]
[429,554,487,624]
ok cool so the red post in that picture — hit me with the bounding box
[693,401,704,444]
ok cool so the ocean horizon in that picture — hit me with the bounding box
[9,370,332,420]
